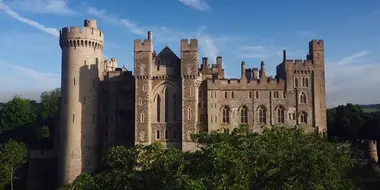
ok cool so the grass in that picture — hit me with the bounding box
[361,108,380,113]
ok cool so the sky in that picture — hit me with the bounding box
[0,0,379,108]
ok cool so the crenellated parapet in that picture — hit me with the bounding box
[207,77,285,90]
[181,39,198,52]
[59,21,104,49]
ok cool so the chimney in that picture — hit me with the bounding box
[147,31,152,40]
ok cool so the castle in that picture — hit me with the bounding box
[56,19,327,186]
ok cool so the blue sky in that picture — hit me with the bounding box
[0,0,379,107]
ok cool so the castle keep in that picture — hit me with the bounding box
[57,19,327,185]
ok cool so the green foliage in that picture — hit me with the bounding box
[0,140,28,190]
[61,173,97,190]
[0,96,36,132]
[328,104,380,141]
[67,125,357,190]
[36,125,50,139]
[39,88,60,120]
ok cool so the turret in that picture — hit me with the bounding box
[259,61,267,79]
[180,38,198,151]
[57,19,104,187]
[134,31,153,146]
[241,61,247,80]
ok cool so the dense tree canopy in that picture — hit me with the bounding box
[64,126,358,190]
[0,96,36,133]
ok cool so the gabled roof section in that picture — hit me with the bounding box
[155,46,180,66]
[157,46,179,59]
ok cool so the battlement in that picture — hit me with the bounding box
[285,59,312,67]
[134,31,153,52]
[207,77,285,90]
[309,39,324,51]
[59,21,104,43]
[181,39,198,52]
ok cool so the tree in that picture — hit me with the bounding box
[67,125,357,190]
[0,96,36,132]
[39,88,60,120]
[0,140,28,190]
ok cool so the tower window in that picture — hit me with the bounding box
[225,91,228,99]
[156,130,160,139]
[165,130,168,140]
[72,114,75,123]
[256,91,259,99]
[73,78,75,86]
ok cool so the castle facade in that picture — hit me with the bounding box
[57,19,327,185]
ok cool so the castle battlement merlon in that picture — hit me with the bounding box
[181,39,198,52]
[207,77,285,90]
[59,24,104,43]
[284,59,313,70]
[134,31,153,52]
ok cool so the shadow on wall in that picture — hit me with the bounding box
[79,63,101,174]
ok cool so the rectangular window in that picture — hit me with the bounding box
[249,91,252,99]
[73,78,75,86]
[165,130,168,139]
[231,92,234,99]
[256,91,259,99]
[156,130,160,139]
[283,91,286,98]
[72,114,75,122]
[225,91,227,99]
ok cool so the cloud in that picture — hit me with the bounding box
[178,0,210,11]
[0,1,60,37]
[5,0,75,15]
[326,51,380,107]
[0,60,60,102]
[87,7,226,61]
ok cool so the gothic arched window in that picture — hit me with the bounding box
[165,89,169,122]
[172,93,177,122]
[300,92,307,104]
[277,106,285,123]
[156,95,161,122]
[294,78,299,88]
[300,111,308,123]
[258,106,266,124]
[222,106,230,124]
[240,106,248,123]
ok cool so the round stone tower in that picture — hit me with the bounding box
[57,19,104,186]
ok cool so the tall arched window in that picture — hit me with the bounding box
[294,78,298,88]
[302,78,306,87]
[305,78,309,87]
[300,111,308,123]
[156,95,161,122]
[222,106,230,124]
[172,93,176,122]
[165,89,169,122]
[277,106,285,123]
[187,107,191,120]
[240,106,248,123]
[300,92,307,104]
[258,106,266,124]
